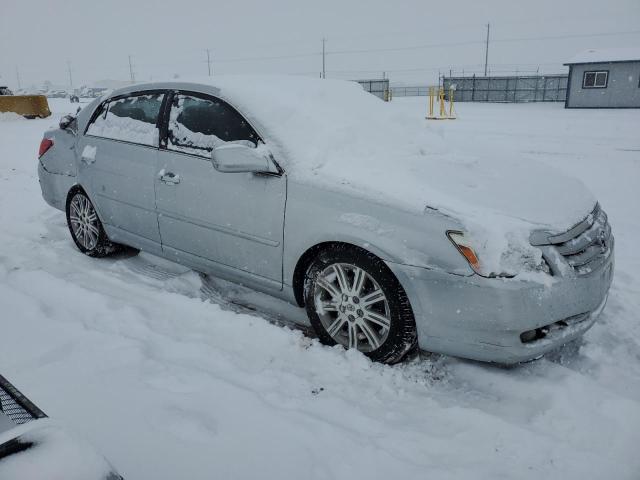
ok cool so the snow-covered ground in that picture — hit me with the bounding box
[1,97,639,479]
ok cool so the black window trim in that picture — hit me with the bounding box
[83,89,168,149]
[582,70,609,89]
[160,89,264,160]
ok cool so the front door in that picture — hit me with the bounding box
[78,91,165,253]
[155,92,286,285]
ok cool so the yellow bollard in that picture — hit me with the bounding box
[426,85,456,120]
[439,88,446,117]
[426,86,435,119]
[447,86,456,119]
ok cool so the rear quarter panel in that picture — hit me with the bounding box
[40,128,78,176]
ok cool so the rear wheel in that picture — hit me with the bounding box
[66,190,117,257]
[304,246,417,364]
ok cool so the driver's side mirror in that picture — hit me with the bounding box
[211,143,279,174]
[59,114,76,133]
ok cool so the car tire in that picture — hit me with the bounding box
[66,190,117,257]
[304,245,417,364]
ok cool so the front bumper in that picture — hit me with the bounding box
[387,245,614,364]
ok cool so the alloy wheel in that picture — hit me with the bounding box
[69,193,100,251]
[313,263,391,352]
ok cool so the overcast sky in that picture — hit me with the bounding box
[1,0,639,89]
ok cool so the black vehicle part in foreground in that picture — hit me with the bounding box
[0,374,123,479]
[0,373,47,425]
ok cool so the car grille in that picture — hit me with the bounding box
[0,374,47,425]
[547,204,613,275]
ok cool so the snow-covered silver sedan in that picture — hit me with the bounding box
[37,76,614,364]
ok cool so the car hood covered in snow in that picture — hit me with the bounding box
[173,75,596,275]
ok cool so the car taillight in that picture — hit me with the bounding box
[38,138,54,158]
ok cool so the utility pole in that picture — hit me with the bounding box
[15,66,21,89]
[322,38,326,79]
[67,61,73,88]
[206,49,212,76]
[484,23,490,77]
[128,55,135,83]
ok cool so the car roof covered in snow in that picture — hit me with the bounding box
[564,47,640,65]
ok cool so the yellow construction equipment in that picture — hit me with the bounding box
[426,86,456,120]
[0,95,51,119]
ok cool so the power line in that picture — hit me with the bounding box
[63,28,640,78]
[325,40,479,56]
[214,51,320,64]
[215,28,638,62]
[325,29,640,56]
[302,9,638,45]
[494,29,640,44]
[21,27,637,86]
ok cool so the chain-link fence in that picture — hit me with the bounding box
[389,86,432,97]
[443,74,568,103]
[355,79,390,100]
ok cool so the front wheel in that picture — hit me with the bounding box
[304,246,417,364]
[66,190,117,257]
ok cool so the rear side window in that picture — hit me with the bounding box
[86,92,164,146]
[167,93,258,157]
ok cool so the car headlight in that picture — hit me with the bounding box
[446,231,514,278]
[447,231,552,278]
[446,231,481,273]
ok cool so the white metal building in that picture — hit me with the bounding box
[564,48,640,108]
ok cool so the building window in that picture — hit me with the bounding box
[582,71,608,88]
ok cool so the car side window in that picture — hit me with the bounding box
[167,93,259,157]
[86,92,164,147]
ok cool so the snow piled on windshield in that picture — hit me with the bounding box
[187,75,595,278]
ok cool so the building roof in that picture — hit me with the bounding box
[565,47,640,65]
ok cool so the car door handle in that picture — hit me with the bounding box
[158,169,180,185]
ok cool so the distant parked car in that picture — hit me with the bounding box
[37,76,614,364]
[0,86,13,96]
[0,374,122,479]
[47,89,69,98]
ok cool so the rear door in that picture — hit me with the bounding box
[155,91,286,286]
[78,91,166,253]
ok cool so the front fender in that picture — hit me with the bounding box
[283,181,473,285]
